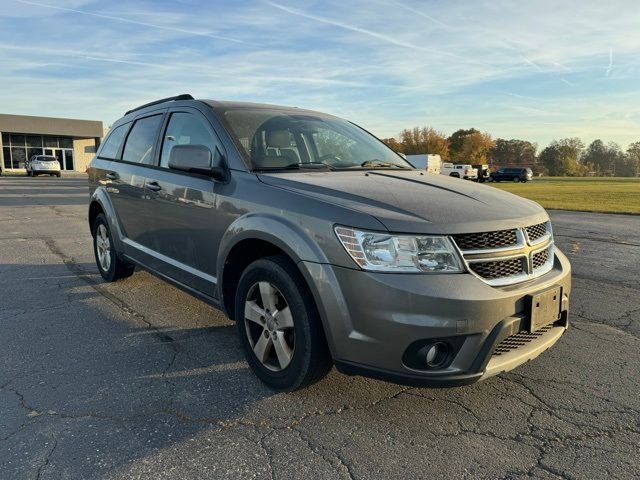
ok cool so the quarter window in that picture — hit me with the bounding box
[122,115,163,165]
[99,124,128,160]
[160,112,219,168]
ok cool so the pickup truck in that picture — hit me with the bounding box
[441,163,477,180]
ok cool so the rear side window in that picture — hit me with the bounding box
[122,115,163,165]
[159,112,220,168]
[98,124,128,160]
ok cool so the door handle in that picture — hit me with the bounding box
[106,172,118,180]
[147,181,162,192]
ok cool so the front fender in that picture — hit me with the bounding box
[89,187,125,255]
[217,212,330,281]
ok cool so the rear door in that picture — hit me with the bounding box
[142,108,225,295]
[109,112,165,248]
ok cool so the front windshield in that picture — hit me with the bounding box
[223,108,412,171]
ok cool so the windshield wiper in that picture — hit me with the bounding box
[254,162,334,172]
[360,159,410,169]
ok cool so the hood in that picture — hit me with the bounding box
[258,170,548,234]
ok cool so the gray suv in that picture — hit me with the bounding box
[88,94,571,391]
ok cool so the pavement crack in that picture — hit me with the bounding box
[35,436,58,480]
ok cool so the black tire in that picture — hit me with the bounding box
[449,173,460,178]
[512,177,520,183]
[235,255,332,391]
[92,213,135,282]
[56,173,61,178]
[27,170,33,177]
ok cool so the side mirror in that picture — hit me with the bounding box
[168,144,227,180]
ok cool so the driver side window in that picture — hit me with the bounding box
[160,112,220,169]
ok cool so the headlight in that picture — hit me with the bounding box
[335,226,464,273]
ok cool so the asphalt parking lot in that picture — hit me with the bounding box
[1,175,639,479]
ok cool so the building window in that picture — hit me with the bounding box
[43,136,58,148]
[1,133,77,170]
[11,147,27,168]
[26,136,43,148]
[58,137,73,148]
[10,134,26,147]
[2,147,10,169]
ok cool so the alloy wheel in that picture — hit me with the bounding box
[96,224,111,272]
[244,281,295,371]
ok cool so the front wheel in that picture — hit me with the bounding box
[92,214,135,282]
[235,255,332,391]
[512,177,520,183]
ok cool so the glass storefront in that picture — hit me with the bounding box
[2,133,75,170]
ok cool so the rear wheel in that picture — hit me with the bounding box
[92,214,135,282]
[56,173,61,178]
[449,173,460,178]
[512,177,520,183]
[235,255,332,391]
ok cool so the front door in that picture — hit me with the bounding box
[143,110,223,296]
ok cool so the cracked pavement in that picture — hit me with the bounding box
[0,176,638,479]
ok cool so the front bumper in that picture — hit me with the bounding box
[301,248,571,387]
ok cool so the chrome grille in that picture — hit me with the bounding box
[469,258,524,280]
[532,248,549,269]
[452,229,517,250]
[453,221,554,286]
[526,222,548,242]
[493,325,553,356]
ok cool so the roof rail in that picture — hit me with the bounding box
[125,94,194,116]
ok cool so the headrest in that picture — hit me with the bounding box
[266,130,291,149]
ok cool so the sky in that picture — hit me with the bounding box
[1,0,639,149]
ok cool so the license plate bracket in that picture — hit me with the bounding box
[527,285,562,332]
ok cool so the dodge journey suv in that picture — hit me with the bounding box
[88,94,571,391]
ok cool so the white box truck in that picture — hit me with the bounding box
[405,154,442,174]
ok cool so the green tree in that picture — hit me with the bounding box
[491,139,537,166]
[557,137,585,163]
[398,127,449,159]
[582,139,618,175]
[625,141,640,177]
[539,141,581,176]
[448,128,479,161]
[456,131,495,163]
[381,137,404,153]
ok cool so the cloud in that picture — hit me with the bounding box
[15,0,248,44]
[1,0,639,147]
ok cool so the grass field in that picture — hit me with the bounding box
[488,177,640,214]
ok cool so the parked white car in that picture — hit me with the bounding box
[26,155,61,177]
[441,163,477,180]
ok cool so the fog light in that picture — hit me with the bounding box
[425,342,449,368]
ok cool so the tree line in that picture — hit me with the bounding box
[382,127,640,177]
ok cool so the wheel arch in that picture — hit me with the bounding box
[88,188,125,253]
[218,214,329,321]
